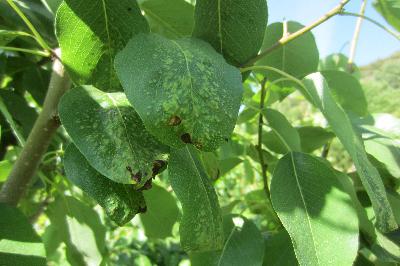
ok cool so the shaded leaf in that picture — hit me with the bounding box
[262,108,301,154]
[297,126,335,153]
[218,215,264,266]
[140,0,194,38]
[192,0,268,66]
[45,196,106,266]
[319,53,361,79]
[64,144,147,226]
[115,33,243,151]
[59,85,168,185]
[0,203,46,266]
[263,230,298,266]
[256,21,319,83]
[0,30,32,46]
[374,0,400,32]
[56,0,149,91]
[302,73,397,232]
[321,70,368,116]
[168,146,224,252]
[140,184,180,239]
[271,152,359,266]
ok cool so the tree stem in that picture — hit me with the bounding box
[243,0,351,66]
[0,49,71,206]
[348,0,367,72]
[257,79,271,199]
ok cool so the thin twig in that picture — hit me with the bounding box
[243,0,351,66]
[257,79,271,199]
[0,49,71,206]
[340,12,400,40]
[348,0,368,73]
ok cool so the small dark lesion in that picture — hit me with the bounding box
[181,133,192,144]
[138,205,147,213]
[168,115,182,126]
[127,7,132,11]
[126,166,142,183]
[152,160,167,176]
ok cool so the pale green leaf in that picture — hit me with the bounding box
[297,126,335,153]
[271,152,359,266]
[302,73,397,232]
[0,203,46,266]
[64,144,147,226]
[140,184,180,239]
[374,0,400,32]
[365,137,400,179]
[256,21,319,82]
[59,85,168,184]
[192,0,268,66]
[140,0,194,38]
[56,0,149,91]
[0,160,12,182]
[168,146,224,252]
[46,197,106,266]
[115,33,243,151]
[319,53,361,79]
[321,70,368,116]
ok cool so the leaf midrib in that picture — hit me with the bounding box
[290,153,321,265]
[100,0,113,91]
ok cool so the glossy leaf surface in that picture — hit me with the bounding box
[302,73,397,232]
[56,0,149,91]
[115,33,243,151]
[59,85,168,184]
[271,152,359,266]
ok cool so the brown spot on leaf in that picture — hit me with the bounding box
[168,115,182,126]
[152,160,167,176]
[138,206,147,213]
[181,133,192,144]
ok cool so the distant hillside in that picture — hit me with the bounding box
[360,52,400,117]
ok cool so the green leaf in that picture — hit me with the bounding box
[55,0,149,91]
[0,203,46,266]
[218,215,264,266]
[140,184,180,239]
[262,108,301,153]
[297,126,335,153]
[168,146,224,252]
[270,152,359,266]
[263,230,298,266]
[245,190,280,223]
[321,70,368,116]
[364,136,400,179]
[64,144,147,226]
[45,196,106,266]
[59,85,168,185]
[219,157,243,176]
[374,0,400,32]
[115,33,243,151]
[319,53,361,79]
[0,160,12,182]
[192,0,267,66]
[0,30,32,46]
[256,21,319,82]
[302,73,398,232]
[140,0,194,38]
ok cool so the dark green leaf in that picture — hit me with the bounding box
[219,157,243,176]
[297,126,335,153]
[140,184,180,239]
[168,146,224,252]
[0,30,31,46]
[218,215,264,266]
[64,144,146,226]
[115,33,243,151]
[0,203,46,266]
[262,108,301,154]
[302,73,397,232]
[271,152,359,265]
[256,21,319,82]
[45,196,106,266]
[263,230,298,266]
[321,70,368,116]
[192,0,268,66]
[374,0,400,32]
[59,85,168,184]
[56,0,149,91]
[140,0,194,38]
[245,190,279,223]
